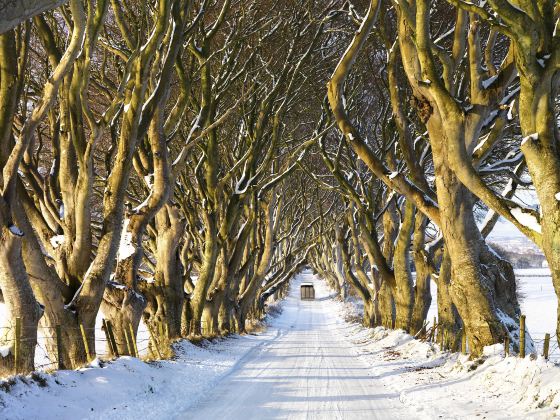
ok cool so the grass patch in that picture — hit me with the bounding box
[0,378,16,393]
[31,372,48,388]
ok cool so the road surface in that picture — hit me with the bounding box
[182,272,413,419]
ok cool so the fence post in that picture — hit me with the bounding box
[56,325,64,370]
[102,319,114,356]
[543,333,550,360]
[461,330,467,354]
[429,319,436,342]
[106,320,119,358]
[519,314,526,358]
[14,317,21,374]
[129,323,139,358]
[504,335,510,356]
[146,322,163,359]
[80,324,92,362]
[102,319,119,357]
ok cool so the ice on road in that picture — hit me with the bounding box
[183,273,413,419]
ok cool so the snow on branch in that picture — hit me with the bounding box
[510,207,542,234]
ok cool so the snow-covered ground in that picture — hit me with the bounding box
[0,324,281,419]
[339,303,560,419]
[3,271,560,419]
[517,268,557,344]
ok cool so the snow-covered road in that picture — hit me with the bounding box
[183,273,413,419]
[3,271,559,419]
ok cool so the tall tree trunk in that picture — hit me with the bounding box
[393,201,415,331]
[189,211,218,335]
[432,153,519,354]
[16,201,88,369]
[237,197,277,332]
[0,30,42,374]
[141,205,185,346]
[65,0,173,362]
[435,251,462,350]
[0,3,87,370]
[0,229,42,374]
[332,226,347,297]
[339,226,375,327]
[518,76,560,340]
[378,282,394,329]
[410,214,432,335]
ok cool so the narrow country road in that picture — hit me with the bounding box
[181,272,413,419]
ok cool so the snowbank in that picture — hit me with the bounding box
[335,299,560,418]
[0,329,279,419]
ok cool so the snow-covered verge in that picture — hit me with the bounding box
[338,299,560,419]
[0,318,281,419]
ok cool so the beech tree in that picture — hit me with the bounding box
[325,0,526,354]
[435,0,560,338]
[1,0,555,374]
[0,0,86,373]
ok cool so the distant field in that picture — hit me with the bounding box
[516,268,558,358]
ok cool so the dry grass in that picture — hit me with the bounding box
[30,372,48,387]
[0,377,16,393]
[344,312,363,325]
[245,319,267,334]
[266,303,283,318]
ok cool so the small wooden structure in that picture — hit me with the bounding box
[300,282,315,300]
